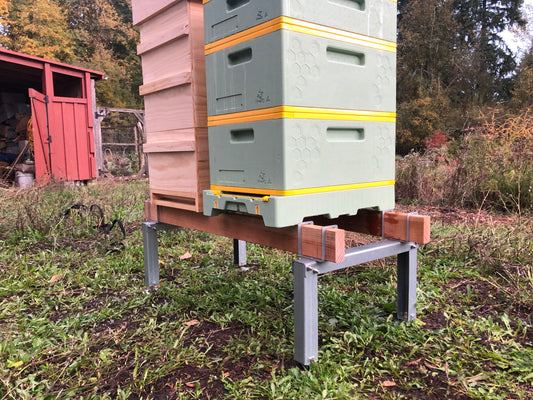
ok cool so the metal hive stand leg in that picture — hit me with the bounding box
[292,240,418,366]
[293,258,319,366]
[397,245,417,321]
[142,221,160,288]
[142,222,176,288]
[143,222,248,286]
[233,239,247,266]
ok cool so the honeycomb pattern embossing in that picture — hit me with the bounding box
[368,2,385,38]
[372,126,394,171]
[288,123,321,184]
[289,39,321,101]
[290,0,305,19]
[374,53,394,107]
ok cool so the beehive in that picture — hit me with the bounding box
[203,0,397,227]
[132,0,209,212]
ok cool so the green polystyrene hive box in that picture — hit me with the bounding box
[207,119,395,191]
[205,30,396,116]
[202,0,397,227]
[203,117,396,227]
[203,183,395,227]
[203,0,397,44]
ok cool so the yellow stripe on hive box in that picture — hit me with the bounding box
[205,16,397,56]
[208,106,396,126]
[211,180,396,197]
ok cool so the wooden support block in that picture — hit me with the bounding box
[311,209,431,244]
[383,212,430,244]
[300,224,345,263]
[145,200,158,222]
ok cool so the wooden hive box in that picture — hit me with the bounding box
[132,0,208,212]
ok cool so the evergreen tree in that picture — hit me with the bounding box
[396,0,526,153]
[453,0,525,104]
[510,45,533,109]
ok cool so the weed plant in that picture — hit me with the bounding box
[396,108,533,213]
[0,179,531,399]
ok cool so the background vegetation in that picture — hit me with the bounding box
[396,0,531,153]
[396,108,533,212]
[1,0,532,150]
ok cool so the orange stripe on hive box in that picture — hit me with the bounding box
[205,16,397,55]
[207,106,396,126]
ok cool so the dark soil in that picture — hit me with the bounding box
[122,320,289,399]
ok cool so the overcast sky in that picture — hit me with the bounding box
[501,0,533,58]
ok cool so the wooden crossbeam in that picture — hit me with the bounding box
[145,202,430,263]
[146,201,345,262]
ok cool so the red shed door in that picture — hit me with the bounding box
[29,88,96,182]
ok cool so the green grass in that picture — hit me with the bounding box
[0,180,532,399]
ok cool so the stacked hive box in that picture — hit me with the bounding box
[203,0,398,227]
[132,0,209,212]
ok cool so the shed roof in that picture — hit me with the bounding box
[0,47,105,91]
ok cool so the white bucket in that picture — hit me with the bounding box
[15,171,34,189]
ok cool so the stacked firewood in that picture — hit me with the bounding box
[0,92,33,181]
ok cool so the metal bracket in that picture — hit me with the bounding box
[405,212,418,243]
[297,221,314,257]
[320,225,337,262]
[381,209,394,238]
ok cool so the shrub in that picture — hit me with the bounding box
[396,108,533,213]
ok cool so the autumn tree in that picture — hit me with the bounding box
[0,0,75,62]
[58,0,141,107]
[0,0,8,29]
[396,0,460,153]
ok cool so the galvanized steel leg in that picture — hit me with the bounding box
[233,239,247,267]
[142,221,160,287]
[397,244,418,321]
[293,258,319,366]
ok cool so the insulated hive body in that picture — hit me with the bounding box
[207,119,395,192]
[202,0,398,227]
[203,0,397,44]
[206,30,396,115]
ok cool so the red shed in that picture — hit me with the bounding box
[0,48,104,184]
